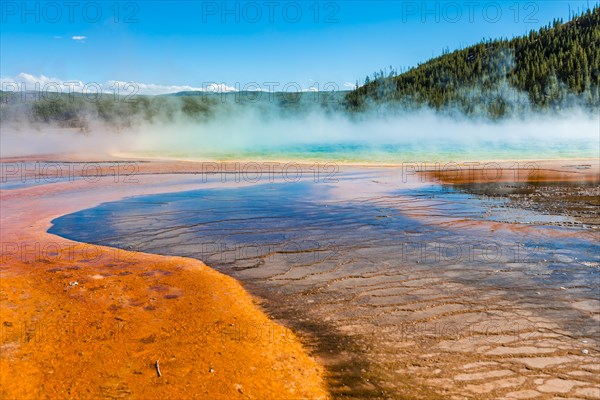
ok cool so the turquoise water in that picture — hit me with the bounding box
[136,139,597,163]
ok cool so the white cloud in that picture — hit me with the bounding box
[0,73,85,91]
[0,73,238,95]
[108,80,237,95]
[344,82,357,90]
[0,73,344,96]
[71,36,87,41]
[202,83,238,93]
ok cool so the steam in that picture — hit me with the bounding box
[1,101,597,161]
[2,44,598,162]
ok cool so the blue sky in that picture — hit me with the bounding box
[1,1,598,93]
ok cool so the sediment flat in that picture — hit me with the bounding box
[1,157,598,399]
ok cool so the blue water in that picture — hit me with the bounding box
[138,139,598,163]
[49,181,599,290]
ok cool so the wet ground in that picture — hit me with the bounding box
[451,181,600,229]
[49,169,600,399]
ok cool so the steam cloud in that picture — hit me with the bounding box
[1,99,597,161]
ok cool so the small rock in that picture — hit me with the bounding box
[582,349,589,354]
[209,368,215,373]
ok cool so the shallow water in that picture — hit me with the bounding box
[133,138,599,164]
[49,173,600,398]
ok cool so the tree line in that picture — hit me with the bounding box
[345,7,600,118]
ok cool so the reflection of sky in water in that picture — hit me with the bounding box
[1,175,80,190]
[398,184,575,225]
[50,181,599,294]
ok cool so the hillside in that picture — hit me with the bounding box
[0,90,347,131]
[345,7,600,117]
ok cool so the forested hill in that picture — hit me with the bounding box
[345,7,600,117]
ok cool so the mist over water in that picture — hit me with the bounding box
[1,104,598,162]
